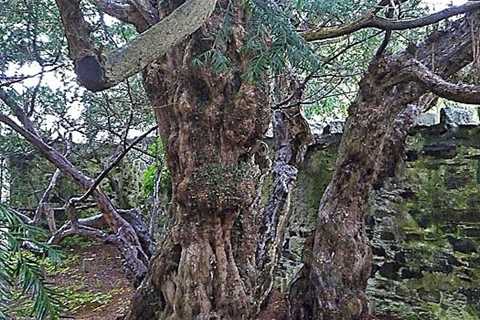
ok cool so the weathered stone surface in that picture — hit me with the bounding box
[441,106,479,127]
[277,106,480,319]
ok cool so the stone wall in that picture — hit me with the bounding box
[278,106,480,319]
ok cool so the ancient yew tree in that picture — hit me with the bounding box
[290,7,480,320]
[3,0,480,319]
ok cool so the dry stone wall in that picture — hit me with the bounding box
[277,106,480,319]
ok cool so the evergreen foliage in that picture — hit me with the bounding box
[0,205,61,320]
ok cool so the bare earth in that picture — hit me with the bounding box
[50,244,134,320]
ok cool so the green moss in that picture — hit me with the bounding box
[296,146,336,221]
[369,129,480,319]
[189,162,259,210]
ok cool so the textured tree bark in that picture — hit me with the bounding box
[255,105,311,310]
[55,0,217,91]
[125,1,270,319]
[289,13,479,320]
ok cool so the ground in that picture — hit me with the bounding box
[49,241,134,320]
[49,242,403,320]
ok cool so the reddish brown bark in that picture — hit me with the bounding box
[125,1,270,319]
[289,13,479,320]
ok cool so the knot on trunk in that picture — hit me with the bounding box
[75,54,107,92]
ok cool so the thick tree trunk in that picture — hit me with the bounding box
[126,1,270,319]
[289,14,478,320]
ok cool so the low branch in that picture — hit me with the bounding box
[407,59,480,104]
[56,0,217,91]
[94,0,139,25]
[49,223,109,244]
[0,113,93,189]
[302,1,480,42]
[72,125,157,204]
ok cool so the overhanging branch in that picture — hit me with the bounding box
[56,0,217,91]
[406,59,480,104]
[302,1,480,42]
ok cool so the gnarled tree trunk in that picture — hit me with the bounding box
[289,13,479,320]
[126,1,270,319]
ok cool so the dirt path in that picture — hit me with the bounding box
[49,243,134,320]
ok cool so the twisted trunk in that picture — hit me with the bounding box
[126,2,270,319]
[289,13,478,320]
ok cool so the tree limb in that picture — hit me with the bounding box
[302,1,480,42]
[406,59,480,104]
[0,88,36,133]
[72,125,157,204]
[0,113,94,188]
[56,0,217,91]
[93,0,141,25]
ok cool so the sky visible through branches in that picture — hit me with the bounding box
[1,0,469,141]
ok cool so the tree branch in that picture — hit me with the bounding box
[56,0,217,91]
[406,59,480,104]
[93,0,141,25]
[0,88,36,133]
[72,125,157,204]
[302,1,480,42]
[0,113,94,188]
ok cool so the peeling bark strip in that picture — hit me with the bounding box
[125,1,270,318]
[255,107,311,310]
[289,11,480,320]
[33,141,72,227]
[55,0,217,91]
[32,169,62,227]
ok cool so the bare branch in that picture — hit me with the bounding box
[72,125,157,204]
[0,113,94,188]
[94,0,139,24]
[56,0,217,91]
[49,223,109,244]
[0,64,66,88]
[0,88,36,133]
[302,1,480,42]
[406,59,480,104]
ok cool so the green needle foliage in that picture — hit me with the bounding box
[0,205,62,320]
